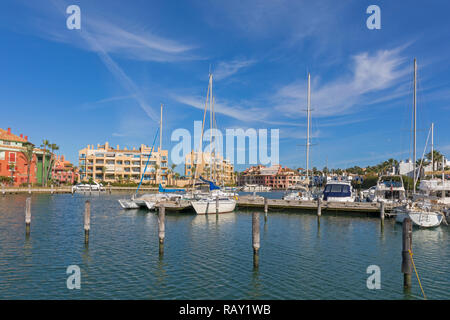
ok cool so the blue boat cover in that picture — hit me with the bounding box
[323,184,351,201]
[199,176,220,191]
[158,184,185,193]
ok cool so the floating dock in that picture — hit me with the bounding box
[155,199,193,211]
[237,196,401,215]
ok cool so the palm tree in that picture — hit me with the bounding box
[170,164,177,185]
[22,142,35,185]
[40,139,50,186]
[426,150,443,172]
[47,143,59,182]
[154,164,160,184]
[101,166,106,181]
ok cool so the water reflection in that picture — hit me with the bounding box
[0,193,448,299]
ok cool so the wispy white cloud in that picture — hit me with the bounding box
[214,58,257,80]
[24,0,199,62]
[172,93,302,127]
[80,32,160,122]
[172,94,267,122]
[274,47,410,118]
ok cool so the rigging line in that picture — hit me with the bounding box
[415,125,432,186]
[136,128,160,196]
[193,74,211,188]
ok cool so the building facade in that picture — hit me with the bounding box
[78,142,169,185]
[238,164,303,189]
[0,128,38,186]
[184,151,235,185]
[52,155,79,185]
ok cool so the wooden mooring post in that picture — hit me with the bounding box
[158,205,165,256]
[317,197,322,218]
[2,183,5,195]
[25,197,31,235]
[402,218,413,289]
[51,184,54,194]
[216,196,219,215]
[264,197,268,222]
[380,201,385,226]
[84,200,91,245]
[28,184,31,194]
[252,212,260,269]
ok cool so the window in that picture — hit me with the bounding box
[0,151,5,160]
[9,152,16,162]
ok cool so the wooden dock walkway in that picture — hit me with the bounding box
[155,200,192,211]
[237,196,400,215]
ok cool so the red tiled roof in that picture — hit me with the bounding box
[0,128,27,143]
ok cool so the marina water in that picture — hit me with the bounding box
[0,193,448,299]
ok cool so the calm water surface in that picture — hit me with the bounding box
[0,193,448,299]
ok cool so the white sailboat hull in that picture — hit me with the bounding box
[118,199,140,209]
[396,211,443,228]
[191,199,236,214]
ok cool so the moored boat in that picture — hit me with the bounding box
[395,202,444,228]
[191,197,236,214]
[322,180,355,202]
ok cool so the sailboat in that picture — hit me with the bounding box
[395,59,443,227]
[118,104,184,210]
[413,123,450,205]
[283,72,313,201]
[190,72,236,214]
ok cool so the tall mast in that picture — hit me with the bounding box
[209,73,213,180]
[413,58,417,193]
[193,72,211,188]
[431,122,434,179]
[306,72,311,183]
[160,103,163,151]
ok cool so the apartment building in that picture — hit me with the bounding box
[184,151,235,185]
[238,164,303,189]
[52,155,79,185]
[78,142,169,185]
[0,127,37,186]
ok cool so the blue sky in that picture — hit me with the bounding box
[1,0,450,173]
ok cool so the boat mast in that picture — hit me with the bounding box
[193,72,212,189]
[306,72,311,185]
[160,103,163,185]
[413,58,417,193]
[160,103,163,151]
[442,155,445,201]
[209,73,213,181]
[431,122,434,179]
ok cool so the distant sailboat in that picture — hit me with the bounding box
[190,72,236,214]
[395,59,443,227]
[283,72,313,201]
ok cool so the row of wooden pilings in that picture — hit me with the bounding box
[22,196,414,290]
[2,184,58,195]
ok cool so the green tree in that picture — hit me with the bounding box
[22,142,35,185]
[154,164,160,183]
[40,139,50,186]
[46,143,59,183]
[101,166,106,181]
